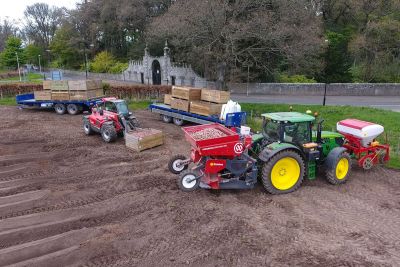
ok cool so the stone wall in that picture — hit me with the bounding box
[227,83,400,96]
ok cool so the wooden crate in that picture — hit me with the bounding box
[69,90,98,100]
[190,101,223,116]
[48,81,69,91]
[172,86,201,100]
[68,80,102,91]
[164,94,172,105]
[171,98,190,112]
[51,92,70,101]
[125,128,164,152]
[43,81,52,90]
[201,89,230,104]
[96,89,104,97]
[34,91,52,101]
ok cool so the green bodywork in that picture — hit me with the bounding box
[252,112,344,180]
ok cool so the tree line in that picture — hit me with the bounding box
[0,0,399,83]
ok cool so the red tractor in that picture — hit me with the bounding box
[83,97,139,142]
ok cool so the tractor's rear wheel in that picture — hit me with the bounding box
[168,155,189,174]
[67,104,80,115]
[325,150,351,185]
[54,104,66,115]
[262,150,305,194]
[178,170,200,192]
[101,124,117,143]
[83,119,94,135]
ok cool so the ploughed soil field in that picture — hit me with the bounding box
[0,106,400,267]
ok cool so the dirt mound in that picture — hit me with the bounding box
[0,106,399,266]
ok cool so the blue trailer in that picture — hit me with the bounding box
[149,103,246,127]
[16,93,102,115]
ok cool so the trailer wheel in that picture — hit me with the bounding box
[83,119,94,135]
[178,170,200,192]
[168,155,189,174]
[101,124,117,143]
[54,104,66,115]
[162,115,172,123]
[173,118,185,126]
[262,150,305,194]
[325,149,351,185]
[67,104,80,115]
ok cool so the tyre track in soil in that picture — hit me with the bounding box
[0,106,400,266]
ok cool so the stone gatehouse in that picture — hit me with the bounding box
[123,41,207,87]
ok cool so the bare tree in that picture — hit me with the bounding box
[146,0,324,83]
[0,18,19,51]
[23,3,66,48]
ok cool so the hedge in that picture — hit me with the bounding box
[0,83,172,100]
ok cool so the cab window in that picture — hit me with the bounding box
[283,122,310,145]
[105,102,117,112]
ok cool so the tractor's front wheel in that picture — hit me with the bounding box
[262,150,305,194]
[325,149,351,185]
[101,124,117,143]
[83,119,94,135]
[178,170,200,192]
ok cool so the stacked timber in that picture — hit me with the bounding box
[34,80,103,101]
[201,89,230,104]
[125,128,164,152]
[189,89,230,116]
[170,86,202,112]
[164,94,172,105]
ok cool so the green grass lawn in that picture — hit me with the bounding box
[0,73,44,83]
[241,103,400,169]
[0,97,16,106]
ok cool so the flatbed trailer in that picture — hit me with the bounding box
[149,103,246,127]
[16,93,102,115]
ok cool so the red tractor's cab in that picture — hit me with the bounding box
[83,98,139,143]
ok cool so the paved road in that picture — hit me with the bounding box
[232,94,400,112]
[59,71,400,112]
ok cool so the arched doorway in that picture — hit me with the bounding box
[152,60,161,85]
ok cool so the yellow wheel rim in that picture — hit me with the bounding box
[271,157,300,190]
[336,158,349,180]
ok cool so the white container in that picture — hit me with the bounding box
[337,119,384,147]
[220,100,241,120]
[240,126,251,135]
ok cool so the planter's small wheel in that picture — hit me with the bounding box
[162,115,172,123]
[362,157,373,170]
[101,124,117,143]
[54,104,66,115]
[168,154,189,174]
[378,150,387,164]
[178,170,200,192]
[173,118,185,126]
[83,119,94,135]
[67,104,80,115]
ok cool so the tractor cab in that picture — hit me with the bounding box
[96,98,131,118]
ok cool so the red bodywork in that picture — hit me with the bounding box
[88,97,124,133]
[341,133,390,169]
[182,124,252,189]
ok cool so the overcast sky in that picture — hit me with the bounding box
[0,0,78,23]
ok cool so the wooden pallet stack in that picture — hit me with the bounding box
[163,87,231,116]
[34,80,103,101]
[125,128,164,152]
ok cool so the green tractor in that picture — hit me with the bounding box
[251,112,351,194]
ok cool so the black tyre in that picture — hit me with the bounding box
[54,104,66,115]
[67,104,80,115]
[101,124,117,143]
[162,115,172,123]
[83,119,94,135]
[262,150,305,194]
[168,155,189,174]
[173,118,185,126]
[325,150,351,185]
[178,170,200,192]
